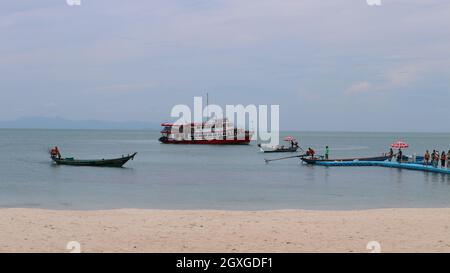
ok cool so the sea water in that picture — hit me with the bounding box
[1,129,450,210]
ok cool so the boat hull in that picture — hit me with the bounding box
[260,147,299,153]
[159,137,251,145]
[52,153,137,167]
[301,155,389,164]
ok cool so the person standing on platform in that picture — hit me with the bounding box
[424,150,430,165]
[433,151,439,168]
[441,151,447,168]
[447,150,450,168]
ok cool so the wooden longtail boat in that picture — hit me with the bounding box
[51,153,137,167]
[301,155,389,164]
[258,136,299,153]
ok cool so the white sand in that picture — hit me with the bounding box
[1,208,450,253]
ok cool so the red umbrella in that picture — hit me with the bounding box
[283,136,296,141]
[391,141,409,149]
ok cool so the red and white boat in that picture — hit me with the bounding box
[159,118,253,144]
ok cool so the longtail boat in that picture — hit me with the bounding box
[258,136,299,153]
[258,144,299,153]
[301,155,389,165]
[51,153,137,167]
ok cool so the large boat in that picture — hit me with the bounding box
[159,118,253,144]
[51,153,137,167]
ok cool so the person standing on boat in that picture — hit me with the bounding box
[441,151,447,168]
[307,147,315,159]
[388,148,394,161]
[397,149,403,163]
[424,150,430,165]
[325,146,330,160]
[50,146,61,159]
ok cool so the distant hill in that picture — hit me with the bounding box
[0,117,160,130]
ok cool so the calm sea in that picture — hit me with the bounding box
[1,129,450,210]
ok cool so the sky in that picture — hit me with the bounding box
[0,0,449,131]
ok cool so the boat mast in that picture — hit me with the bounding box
[205,92,209,119]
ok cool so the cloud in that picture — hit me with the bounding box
[344,61,436,96]
[384,64,423,87]
[345,81,372,96]
[1,0,450,131]
[298,87,322,102]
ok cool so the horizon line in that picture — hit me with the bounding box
[2,127,450,134]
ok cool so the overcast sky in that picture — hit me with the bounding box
[1,0,449,131]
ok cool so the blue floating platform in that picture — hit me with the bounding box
[314,160,450,174]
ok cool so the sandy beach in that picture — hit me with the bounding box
[1,208,450,253]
